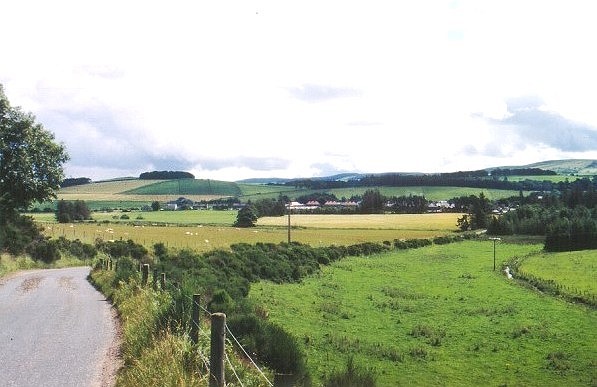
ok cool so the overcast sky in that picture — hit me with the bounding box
[2,1,597,181]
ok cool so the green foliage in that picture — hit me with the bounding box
[208,289,236,314]
[0,84,68,219]
[393,238,433,249]
[323,357,376,387]
[26,238,61,263]
[139,171,194,179]
[360,189,386,214]
[56,199,92,223]
[151,201,160,211]
[114,257,139,285]
[96,238,148,260]
[252,197,286,217]
[153,242,168,259]
[227,314,308,380]
[0,214,42,255]
[455,193,490,231]
[62,238,97,259]
[234,205,258,227]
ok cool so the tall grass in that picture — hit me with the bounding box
[0,252,97,278]
[90,270,272,386]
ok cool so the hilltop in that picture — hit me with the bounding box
[52,159,595,208]
[239,159,596,184]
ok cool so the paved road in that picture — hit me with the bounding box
[0,267,120,387]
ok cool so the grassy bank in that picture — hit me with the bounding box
[250,241,597,386]
[90,269,272,386]
[0,253,96,278]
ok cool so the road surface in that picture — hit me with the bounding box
[0,267,121,387]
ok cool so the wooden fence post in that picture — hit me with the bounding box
[142,264,149,286]
[160,273,166,290]
[209,313,226,387]
[191,294,201,345]
[152,269,158,290]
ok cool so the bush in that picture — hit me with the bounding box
[27,238,61,263]
[114,257,138,285]
[208,289,236,314]
[0,215,42,255]
[323,356,376,387]
[227,314,308,380]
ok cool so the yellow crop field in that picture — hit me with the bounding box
[59,180,161,194]
[40,213,462,253]
[57,180,224,202]
[258,213,462,230]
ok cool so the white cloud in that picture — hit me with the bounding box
[2,0,596,181]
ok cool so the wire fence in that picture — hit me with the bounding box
[161,274,274,387]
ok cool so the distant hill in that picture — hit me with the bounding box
[236,173,366,184]
[55,159,595,204]
[491,159,597,175]
[238,159,596,184]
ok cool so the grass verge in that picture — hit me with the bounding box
[89,269,272,386]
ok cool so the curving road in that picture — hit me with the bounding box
[0,267,120,387]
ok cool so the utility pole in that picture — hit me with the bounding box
[489,237,501,271]
[287,201,291,244]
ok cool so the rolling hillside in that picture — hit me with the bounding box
[52,159,595,206]
[495,159,597,175]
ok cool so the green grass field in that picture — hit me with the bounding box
[250,241,596,386]
[328,186,526,201]
[124,179,242,196]
[518,250,596,296]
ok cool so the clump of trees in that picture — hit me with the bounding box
[139,171,195,179]
[455,193,491,231]
[234,204,258,227]
[60,177,92,188]
[485,184,597,252]
[56,200,92,223]
[0,84,68,255]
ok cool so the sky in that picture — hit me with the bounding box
[2,0,597,182]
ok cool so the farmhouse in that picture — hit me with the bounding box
[323,200,359,208]
[427,200,455,213]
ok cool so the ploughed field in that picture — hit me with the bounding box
[250,241,597,386]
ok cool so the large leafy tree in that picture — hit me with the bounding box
[360,189,386,214]
[234,204,258,227]
[0,84,68,220]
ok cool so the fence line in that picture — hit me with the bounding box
[226,324,274,387]
[107,262,275,386]
[225,352,245,387]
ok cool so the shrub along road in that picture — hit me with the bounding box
[0,267,120,387]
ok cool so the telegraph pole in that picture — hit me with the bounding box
[287,201,291,244]
[489,237,501,271]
